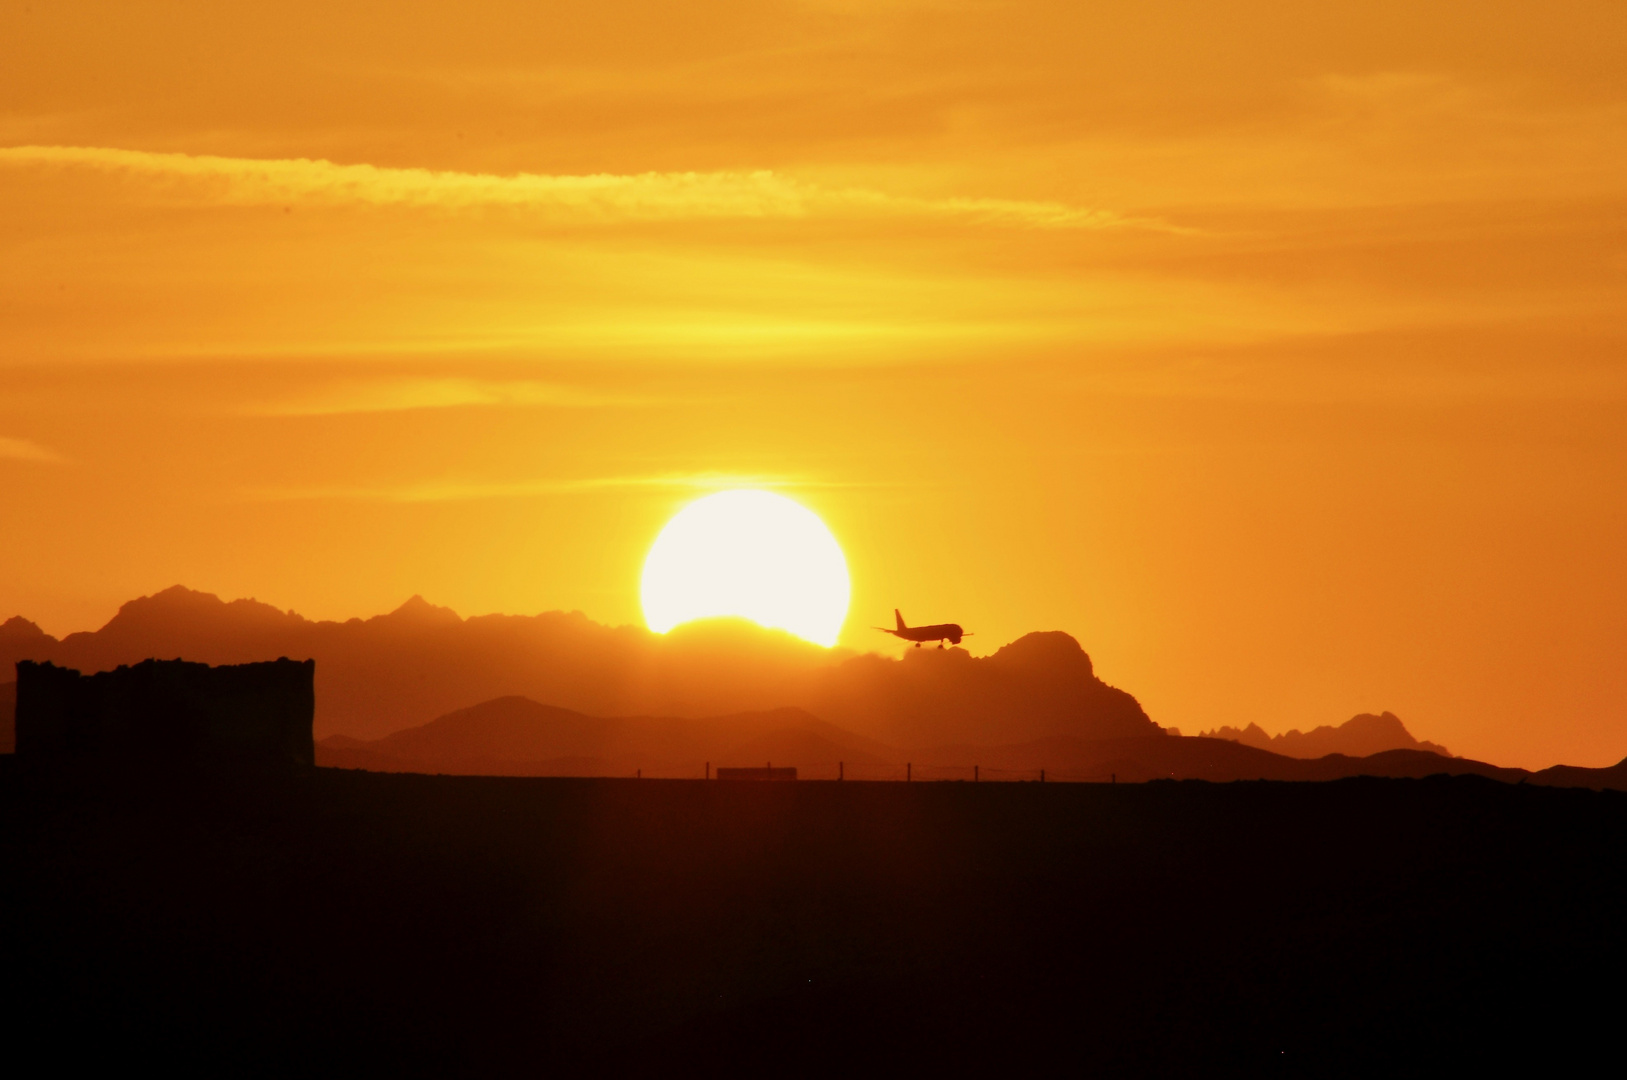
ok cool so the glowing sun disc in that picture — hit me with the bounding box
[641,489,850,647]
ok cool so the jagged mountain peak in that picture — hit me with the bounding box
[110,586,297,625]
[380,595,463,625]
[1199,711,1450,759]
[1,616,55,644]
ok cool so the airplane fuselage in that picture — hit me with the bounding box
[876,610,968,647]
[892,623,963,645]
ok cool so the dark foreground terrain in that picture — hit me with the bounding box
[3,762,1623,1074]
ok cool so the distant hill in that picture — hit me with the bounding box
[938,735,1530,785]
[1,586,1155,746]
[319,694,1570,788]
[1198,712,1450,759]
[317,697,897,777]
[1527,756,1627,791]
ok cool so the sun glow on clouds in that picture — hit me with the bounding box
[0,145,1148,229]
[641,490,850,647]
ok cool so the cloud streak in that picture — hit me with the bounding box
[250,377,662,416]
[243,472,862,503]
[0,144,1155,230]
[0,436,65,463]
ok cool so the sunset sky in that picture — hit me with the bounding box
[3,1,1625,768]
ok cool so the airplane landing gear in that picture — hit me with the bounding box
[937,642,945,650]
[914,642,922,648]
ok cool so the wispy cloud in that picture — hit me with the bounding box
[250,377,661,416]
[0,144,1159,230]
[0,436,65,463]
[240,472,857,503]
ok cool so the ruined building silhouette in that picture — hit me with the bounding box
[15,658,315,767]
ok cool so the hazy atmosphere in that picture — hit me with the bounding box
[5,1,1626,768]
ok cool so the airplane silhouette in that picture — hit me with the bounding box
[875,609,971,649]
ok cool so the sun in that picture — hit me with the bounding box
[641,489,850,647]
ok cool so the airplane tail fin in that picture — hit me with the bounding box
[895,609,907,632]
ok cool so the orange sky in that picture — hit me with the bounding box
[3,1,1625,767]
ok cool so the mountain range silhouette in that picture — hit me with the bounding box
[5,586,1624,788]
[0,586,1151,747]
[1199,712,1451,758]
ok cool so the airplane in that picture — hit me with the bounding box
[874,609,971,649]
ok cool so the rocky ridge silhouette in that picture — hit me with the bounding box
[1199,711,1451,759]
[1,586,1154,747]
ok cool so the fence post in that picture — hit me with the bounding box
[1040,769,1045,784]
[637,768,642,779]
[907,762,912,783]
